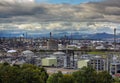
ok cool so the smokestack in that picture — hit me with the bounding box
[114,28,116,52]
[50,32,52,39]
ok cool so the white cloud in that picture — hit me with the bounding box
[0,22,120,34]
[2,0,35,3]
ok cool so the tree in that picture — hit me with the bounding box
[62,74,75,83]
[40,71,49,83]
[0,63,114,83]
[47,71,63,83]
[0,63,48,83]
[113,77,120,83]
[20,64,48,83]
[97,71,113,83]
[72,66,97,83]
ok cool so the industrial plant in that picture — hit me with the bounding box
[0,31,120,77]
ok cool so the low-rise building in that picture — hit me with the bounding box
[77,60,89,69]
[42,57,57,67]
[88,56,106,71]
[110,62,120,75]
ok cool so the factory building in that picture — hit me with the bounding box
[47,32,58,50]
[42,57,57,67]
[47,39,58,50]
[64,55,71,68]
[77,60,89,69]
[110,62,120,75]
[78,55,106,71]
[88,56,106,71]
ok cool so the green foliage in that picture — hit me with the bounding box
[47,71,75,83]
[0,63,114,83]
[113,77,120,83]
[88,51,106,55]
[62,74,75,83]
[0,63,48,83]
[73,66,97,83]
[47,71,63,83]
[97,71,113,83]
[72,66,113,83]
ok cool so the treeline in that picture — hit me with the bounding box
[47,67,113,83]
[0,63,119,83]
[0,63,48,83]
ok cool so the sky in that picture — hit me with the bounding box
[35,0,101,4]
[0,0,120,37]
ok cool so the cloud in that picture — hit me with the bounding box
[0,22,119,35]
[0,0,119,22]
[0,0,120,34]
[1,0,35,3]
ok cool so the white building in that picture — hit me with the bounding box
[42,57,57,67]
[77,60,89,69]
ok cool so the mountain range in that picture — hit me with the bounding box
[57,32,115,40]
[0,32,117,40]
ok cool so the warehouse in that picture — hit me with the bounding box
[42,57,57,67]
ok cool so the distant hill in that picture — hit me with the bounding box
[0,32,117,40]
[54,32,116,40]
[89,33,114,39]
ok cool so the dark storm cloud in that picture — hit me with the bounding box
[88,0,120,16]
[0,0,119,23]
[0,1,47,18]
